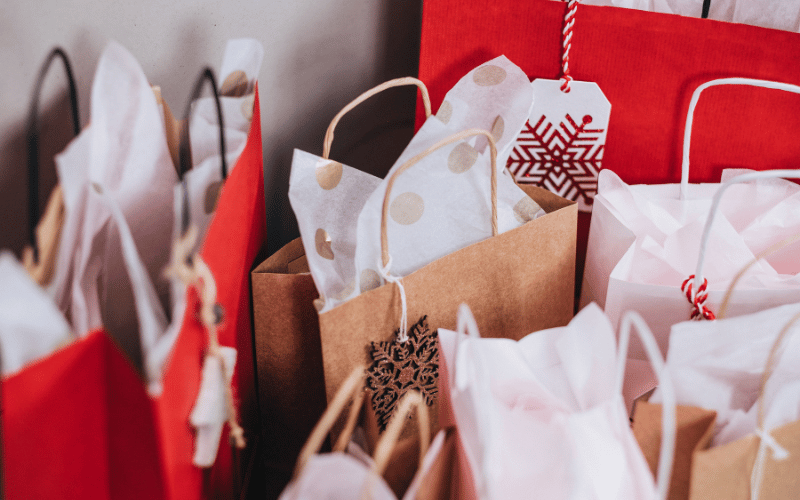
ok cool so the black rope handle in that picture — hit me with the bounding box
[701,0,711,18]
[178,67,227,235]
[26,47,81,261]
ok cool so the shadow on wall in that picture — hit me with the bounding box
[0,94,71,257]
[263,0,424,256]
[0,21,209,257]
[0,2,424,259]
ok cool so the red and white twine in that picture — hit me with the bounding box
[681,275,716,321]
[560,0,579,93]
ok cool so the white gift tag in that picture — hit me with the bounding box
[507,79,611,212]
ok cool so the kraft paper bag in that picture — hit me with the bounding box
[278,369,442,500]
[291,57,542,314]
[251,237,328,497]
[632,403,717,500]
[318,129,576,443]
[635,302,800,499]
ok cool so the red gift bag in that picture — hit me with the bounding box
[151,81,265,500]
[417,0,800,290]
[3,59,264,499]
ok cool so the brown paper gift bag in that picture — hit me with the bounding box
[633,309,800,500]
[632,402,717,500]
[318,128,577,441]
[251,237,328,496]
[280,367,434,499]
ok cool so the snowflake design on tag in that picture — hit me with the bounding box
[366,316,438,432]
[507,113,605,210]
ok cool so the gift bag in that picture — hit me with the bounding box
[144,57,265,499]
[582,79,800,367]
[316,128,576,441]
[250,237,328,497]
[302,62,573,442]
[417,0,800,289]
[634,302,800,499]
[0,47,159,500]
[4,41,264,499]
[279,367,448,500]
[293,58,542,314]
[251,77,435,496]
[437,303,677,500]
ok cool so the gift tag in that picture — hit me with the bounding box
[507,79,610,212]
[366,315,438,431]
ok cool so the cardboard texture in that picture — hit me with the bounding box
[633,402,800,500]
[317,184,577,443]
[691,418,800,499]
[632,402,717,500]
[412,429,457,500]
[416,0,800,295]
[251,237,328,497]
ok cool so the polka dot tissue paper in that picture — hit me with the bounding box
[289,56,545,314]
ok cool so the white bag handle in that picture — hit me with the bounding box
[680,77,800,199]
[750,310,800,500]
[690,169,800,311]
[614,311,676,500]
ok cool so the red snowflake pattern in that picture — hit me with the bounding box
[507,113,605,210]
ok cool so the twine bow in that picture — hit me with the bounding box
[751,427,790,500]
[164,227,246,466]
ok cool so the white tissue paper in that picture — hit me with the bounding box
[52,41,172,370]
[439,304,660,500]
[0,252,72,376]
[651,302,800,447]
[582,168,800,362]
[176,38,264,257]
[51,40,263,392]
[290,55,543,313]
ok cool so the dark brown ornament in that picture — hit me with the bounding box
[366,315,438,432]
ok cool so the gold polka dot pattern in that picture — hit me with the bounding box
[221,70,248,97]
[437,100,453,124]
[491,116,505,142]
[315,228,335,260]
[473,65,507,86]
[360,268,381,292]
[513,196,543,224]
[448,142,479,174]
[316,160,343,190]
[390,192,425,225]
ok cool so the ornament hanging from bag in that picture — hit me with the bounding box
[366,315,438,432]
[506,0,611,213]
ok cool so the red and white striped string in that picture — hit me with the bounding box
[681,275,716,321]
[560,0,579,93]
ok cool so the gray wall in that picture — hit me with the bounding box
[0,0,422,256]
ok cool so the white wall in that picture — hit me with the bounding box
[0,0,422,255]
